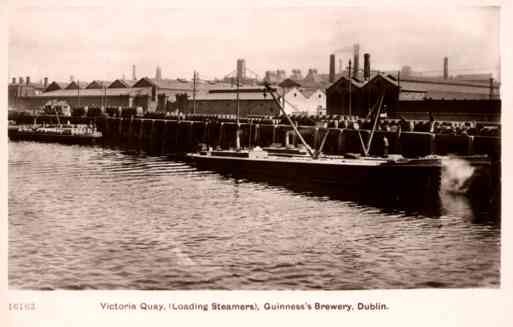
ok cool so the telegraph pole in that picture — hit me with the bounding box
[236,75,240,126]
[77,80,81,107]
[348,60,352,117]
[192,71,197,114]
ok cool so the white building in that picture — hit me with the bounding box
[305,89,327,115]
[282,87,309,114]
[282,87,326,115]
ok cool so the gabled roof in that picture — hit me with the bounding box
[65,81,81,90]
[109,79,131,88]
[283,87,308,100]
[86,80,106,89]
[327,76,366,91]
[366,73,399,87]
[45,81,67,92]
[133,77,156,88]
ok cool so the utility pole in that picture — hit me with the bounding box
[397,71,401,114]
[104,85,107,109]
[235,75,241,150]
[192,71,197,114]
[236,75,240,126]
[348,60,352,117]
[77,80,81,107]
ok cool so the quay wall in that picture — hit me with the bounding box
[95,117,500,159]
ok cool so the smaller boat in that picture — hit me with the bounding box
[8,104,102,145]
[8,124,102,145]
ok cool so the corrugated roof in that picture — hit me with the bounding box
[399,79,495,95]
[86,80,108,89]
[33,87,151,97]
[194,92,274,101]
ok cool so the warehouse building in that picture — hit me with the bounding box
[8,77,231,113]
[183,87,280,116]
[326,74,501,121]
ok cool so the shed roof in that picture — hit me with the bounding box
[33,87,152,97]
[327,76,365,91]
[279,78,301,88]
[194,92,275,101]
[86,80,107,89]
[109,79,133,88]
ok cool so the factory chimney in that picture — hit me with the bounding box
[489,78,494,99]
[155,65,162,81]
[19,77,24,85]
[443,57,448,80]
[26,76,30,85]
[353,44,360,78]
[363,53,371,80]
[44,77,48,88]
[329,54,336,83]
[12,77,16,84]
[132,65,137,80]
[236,58,246,82]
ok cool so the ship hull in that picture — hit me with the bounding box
[187,153,441,201]
[8,129,102,146]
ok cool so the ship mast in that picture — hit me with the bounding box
[235,75,241,150]
[263,82,315,158]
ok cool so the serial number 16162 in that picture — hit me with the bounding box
[9,303,36,311]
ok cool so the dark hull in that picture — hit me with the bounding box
[8,130,102,146]
[188,154,441,202]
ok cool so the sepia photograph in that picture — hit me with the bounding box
[2,0,511,325]
[6,0,502,290]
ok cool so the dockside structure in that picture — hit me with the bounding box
[327,74,501,121]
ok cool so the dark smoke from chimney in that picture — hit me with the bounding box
[329,54,336,83]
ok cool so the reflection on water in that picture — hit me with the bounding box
[8,141,500,290]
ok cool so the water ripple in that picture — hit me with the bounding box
[8,141,500,290]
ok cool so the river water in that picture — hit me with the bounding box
[8,141,500,290]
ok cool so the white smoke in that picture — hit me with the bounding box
[441,156,476,194]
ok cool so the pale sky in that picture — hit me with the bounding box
[7,1,500,82]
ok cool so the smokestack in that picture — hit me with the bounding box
[26,76,30,85]
[329,54,336,83]
[363,53,371,80]
[132,65,137,80]
[19,77,23,85]
[236,58,246,82]
[443,57,448,80]
[489,78,494,99]
[44,77,48,88]
[12,77,16,84]
[353,44,360,78]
